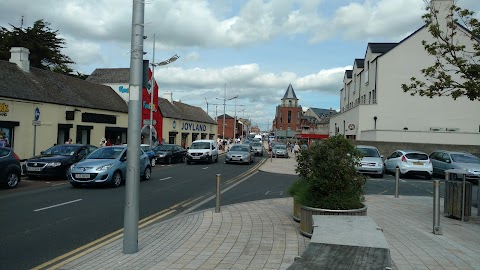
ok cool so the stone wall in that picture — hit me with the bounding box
[352,140,480,157]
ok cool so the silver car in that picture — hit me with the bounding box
[430,150,480,181]
[67,146,151,188]
[251,142,264,156]
[225,144,254,164]
[355,145,384,178]
[273,144,289,158]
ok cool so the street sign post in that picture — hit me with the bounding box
[33,107,40,156]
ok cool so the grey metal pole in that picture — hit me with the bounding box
[395,168,400,198]
[223,84,226,141]
[477,179,479,216]
[433,180,442,235]
[234,98,236,142]
[123,0,144,254]
[33,125,36,157]
[462,174,466,222]
[215,174,221,213]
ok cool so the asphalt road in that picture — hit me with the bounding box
[1,159,478,269]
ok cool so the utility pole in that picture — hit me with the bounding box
[124,0,144,254]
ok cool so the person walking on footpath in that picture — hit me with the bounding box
[293,142,300,156]
[65,138,73,144]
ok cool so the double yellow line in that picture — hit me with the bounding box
[32,197,201,270]
[224,157,266,185]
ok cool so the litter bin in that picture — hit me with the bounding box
[444,169,472,220]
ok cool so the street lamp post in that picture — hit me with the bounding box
[217,83,237,141]
[149,34,179,148]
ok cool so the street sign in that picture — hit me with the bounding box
[143,119,156,125]
[32,120,41,126]
[34,107,40,121]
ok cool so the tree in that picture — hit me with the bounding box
[401,0,480,101]
[0,19,86,78]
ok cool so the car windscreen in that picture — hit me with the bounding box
[87,147,124,159]
[274,145,286,150]
[190,142,210,149]
[42,145,80,156]
[357,147,380,157]
[230,146,249,152]
[140,146,151,152]
[451,154,480,164]
[405,153,429,160]
[155,145,173,151]
[252,143,262,147]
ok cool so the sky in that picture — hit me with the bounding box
[1,0,479,131]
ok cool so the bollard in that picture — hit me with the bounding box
[461,174,466,222]
[215,174,221,213]
[433,180,442,235]
[395,168,400,198]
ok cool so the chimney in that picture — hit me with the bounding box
[9,47,30,72]
[164,91,173,103]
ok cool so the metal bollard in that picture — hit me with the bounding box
[433,180,442,235]
[462,174,466,222]
[215,174,221,213]
[395,168,400,198]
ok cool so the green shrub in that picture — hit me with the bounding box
[293,135,366,210]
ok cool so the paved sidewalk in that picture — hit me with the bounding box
[58,151,480,270]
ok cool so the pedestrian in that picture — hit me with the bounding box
[294,142,300,156]
[65,138,73,144]
[100,137,106,147]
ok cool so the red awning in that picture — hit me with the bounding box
[294,133,329,139]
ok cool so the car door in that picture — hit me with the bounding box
[439,153,455,175]
[384,152,397,172]
[430,152,440,175]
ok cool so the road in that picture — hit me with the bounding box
[1,158,478,269]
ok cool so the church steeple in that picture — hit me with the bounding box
[281,84,298,107]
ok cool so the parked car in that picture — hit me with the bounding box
[67,145,151,188]
[24,144,98,179]
[153,144,187,164]
[272,144,289,158]
[186,140,219,164]
[355,145,384,178]
[225,144,254,164]
[0,147,21,188]
[140,144,159,167]
[384,150,433,179]
[251,142,264,156]
[430,150,480,181]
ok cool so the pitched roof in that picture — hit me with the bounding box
[0,60,128,112]
[368,43,398,54]
[310,108,335,117]
[158,98,217,124]
[86,68,131,84]
[282,84,298,100]
[216,114,234,119]
[354,59,365,68]
[345,70,352,78]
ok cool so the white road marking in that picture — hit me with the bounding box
[202,167,209,170]
[34,199,83,212]
[52,183,67,187]
[158,177,172,181]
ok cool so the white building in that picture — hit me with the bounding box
[329,0,480,145]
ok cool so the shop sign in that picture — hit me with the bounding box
[181,122,206,131]
[0,103,9,116]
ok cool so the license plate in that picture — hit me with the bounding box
[27,167,42,171]
[192,156,200,159]
[413,162,423,165]
[75,174,90,178]
[232,157,239,161]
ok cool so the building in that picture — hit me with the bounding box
[273,84,303,139]
[159,92,217,148]
[0,47,129,159]
[216,114,236,139]
[329,0,480,145]
[295,107,333,145]
[87,63,162,146]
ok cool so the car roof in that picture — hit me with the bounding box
[431,150,475,155]
[356,145,379,149]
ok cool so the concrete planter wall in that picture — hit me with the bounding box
[299,204,368,238]
[293,197,301,222]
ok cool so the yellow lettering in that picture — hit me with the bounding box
[0,104,9,113]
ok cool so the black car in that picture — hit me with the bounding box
[0,147,21,188]
[24,144,98,179]
[153,144,187,164]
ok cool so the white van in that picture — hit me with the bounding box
[186,140,219,164]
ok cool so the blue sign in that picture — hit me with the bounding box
[34,107,40,121]
[119,86,129,93]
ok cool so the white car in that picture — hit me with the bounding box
[384,150,433,179]
[186,140,219,164]
[355,145,384,178]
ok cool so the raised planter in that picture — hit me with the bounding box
[293,197,301,222]
[299,204,368,238]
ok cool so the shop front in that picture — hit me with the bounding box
[162,118,217,148]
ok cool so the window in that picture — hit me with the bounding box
[365,61,369,84]
[289,100,292,107]
[288,111,291,123]
[353,75,356,94]
[280,112,282,124]
[368,91,372,104]
[372,89,377,103]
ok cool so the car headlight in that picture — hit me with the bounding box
[46,162,62,167]
[465,168,474,173]
[242,154,248,158]
[97,164,114,171]
[158,154,166,158]
[69,164,75,171]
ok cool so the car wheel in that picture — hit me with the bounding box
[425,174,432,180]
[151,158,156,167]
[143,166,151,181]
[187,160,191,165]
[215,155,219,162]
[208,156,213,164]
[182,156,187,162]
[112,171,122,188]
[166,156,172,165]
[4,171,20,188]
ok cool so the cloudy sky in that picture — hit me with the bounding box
[1,0,479,131]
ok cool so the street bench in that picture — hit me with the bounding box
[288,216,391,270]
